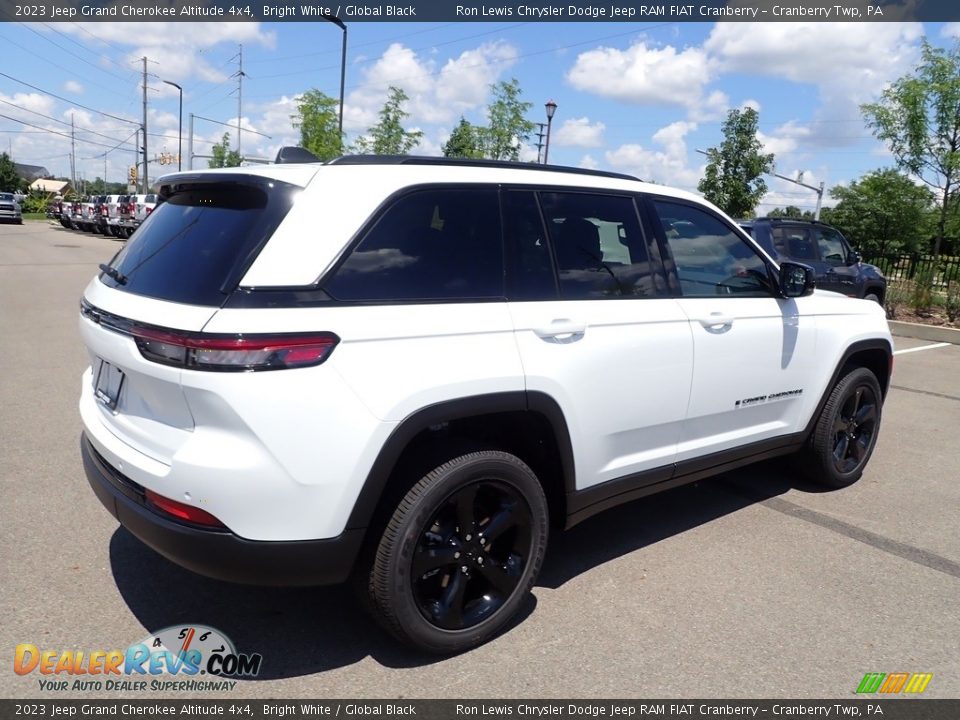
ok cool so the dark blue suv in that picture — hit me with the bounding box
[740,218,886,304]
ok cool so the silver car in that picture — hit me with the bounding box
[0,192,22,224]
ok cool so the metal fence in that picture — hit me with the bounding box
[862,252,960,289]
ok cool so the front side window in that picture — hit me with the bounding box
[325,188,503,302]
[538,192,661,299]
[815,227,848,266]
[653,200,775,298]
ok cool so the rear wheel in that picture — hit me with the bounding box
[801,367,882,488]
[368,450,548,654]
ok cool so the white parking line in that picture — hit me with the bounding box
[893,342,952,355]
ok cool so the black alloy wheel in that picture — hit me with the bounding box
[803,367,883,488]
[368,450,548,653]
[411,480,532,631]
[830,384,879,475]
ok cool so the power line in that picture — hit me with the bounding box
[0,112,135,150]
[18,23,133,85]
[0,72,140,126]
[0,96,141,145]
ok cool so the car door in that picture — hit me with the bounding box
[505,189,694,491]
[813,225,859,297]
[647,198,818,463]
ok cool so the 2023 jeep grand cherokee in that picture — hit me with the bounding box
[79,155,892,653]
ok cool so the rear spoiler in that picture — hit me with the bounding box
[274,146,321,164]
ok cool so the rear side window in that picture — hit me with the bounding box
[325,188,503,301]
[100,179,298,306]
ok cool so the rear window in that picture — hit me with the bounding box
[100,178,298,306]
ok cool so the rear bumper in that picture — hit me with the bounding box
[81,433,364,586]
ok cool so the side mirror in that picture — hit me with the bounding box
[779,261,815,298]
[847,250,862,265]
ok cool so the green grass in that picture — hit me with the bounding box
[21,213,46,221]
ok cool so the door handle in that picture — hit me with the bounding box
[696,312,735,329]
[533,319,586,340]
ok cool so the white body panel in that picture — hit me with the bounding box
[77,162,893,548]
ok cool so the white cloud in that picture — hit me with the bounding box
[942,23,960,38]
[579,155,599,170]
[756,169,830,216]
[345,41,518,131]
[704,22,923,148]
[604,121,701,189]
[553,117,605,148]
[64,81,84,95]
[567,41,714,114]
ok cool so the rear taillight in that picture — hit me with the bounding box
[132,326,339,371]
[145,206,152,215]
[128,202,136,213]
[145,489,226,528]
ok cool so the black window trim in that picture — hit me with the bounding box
[640,193,781,300]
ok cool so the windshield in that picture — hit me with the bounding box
[0,193,13,202]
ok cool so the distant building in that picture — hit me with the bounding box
[30,178,70,195]
[14,163,51,182]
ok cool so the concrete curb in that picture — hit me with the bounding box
[889,319,960,345]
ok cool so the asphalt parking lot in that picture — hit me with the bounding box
[1,221,958,699]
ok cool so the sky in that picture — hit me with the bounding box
[1,20,959,213]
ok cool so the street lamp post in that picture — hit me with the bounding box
[322,15,347,152]
[544,99,557,165]
[162,80,183,172]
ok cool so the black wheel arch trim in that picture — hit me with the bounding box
[344,390,575,531]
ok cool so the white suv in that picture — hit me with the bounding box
[79,155,892,653]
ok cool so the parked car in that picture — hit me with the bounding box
[132,193,157,231]
[0,192,23,224]
[117,194,137,238]
[740,218,886,304]
[103,195,125,238]
[92,195,110,235]
[80,154,892,654]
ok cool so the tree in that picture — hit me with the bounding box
[698,107,774,218]
[443,117,484,159]
[0,152,21,191]
[767,205,810,219]
[209,133,241,168]
[482,79,534,161]
[353,87,423,155]
[828,169,934,255]
[292,89,343,160]
[862,40,960,257]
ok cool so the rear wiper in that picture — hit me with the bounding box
[98,263,128,285]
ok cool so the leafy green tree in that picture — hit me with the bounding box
[353,87,423,155]
[208,133,242,168]
[292,89,343,160]
[481,79,534,161]
[767,205,811,219]
[698,107,774,218]
[828,169,933,255]
[443,117,484,159]
[0,152,22,191]
[862,40,960,257]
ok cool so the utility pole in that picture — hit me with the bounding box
[70,113,76,190]
[533,122,547,164]
[232,44,245,159]
[141,56,149,194]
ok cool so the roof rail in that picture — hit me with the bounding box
[325,154,639,181]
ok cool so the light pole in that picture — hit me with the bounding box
[322,15,347,152]
[544,99,557,165]
[162,80,183,172]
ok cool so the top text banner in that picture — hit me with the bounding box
[4,0,959,23]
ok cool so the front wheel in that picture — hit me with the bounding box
[368,451,548,654]
[864,292,881,304]
[801,367,883,488]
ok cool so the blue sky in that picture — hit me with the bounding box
[1,20,958,213]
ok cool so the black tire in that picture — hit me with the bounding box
[864,292,881,304]
[368,450,548,654]
[801,367,882,488]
